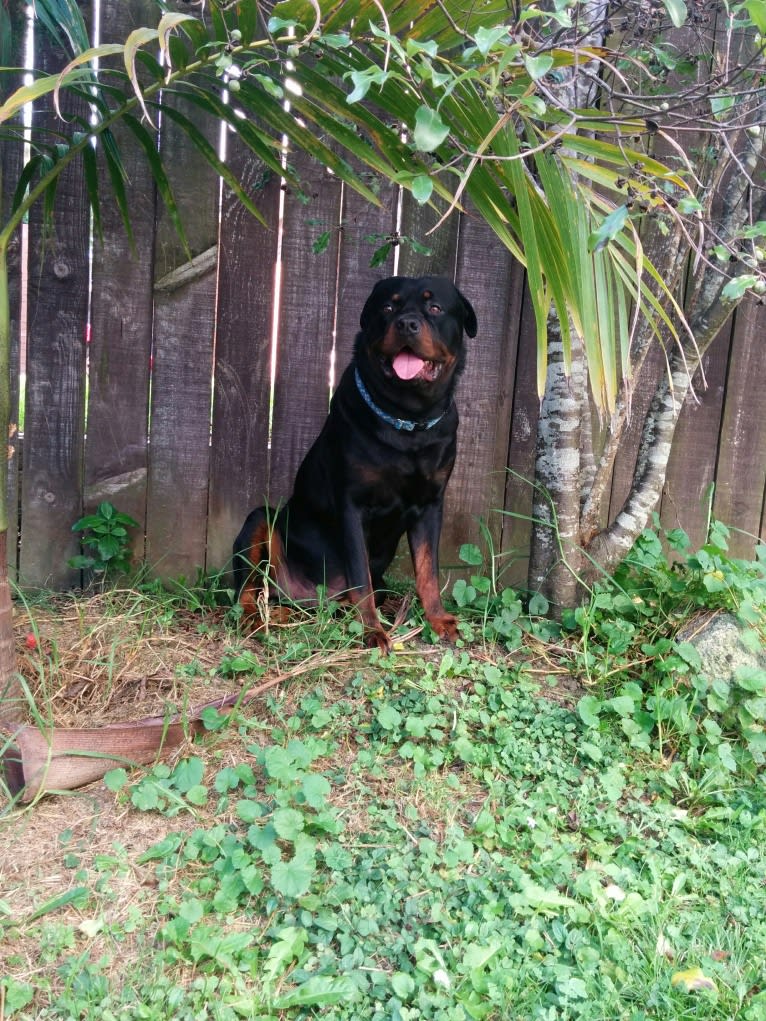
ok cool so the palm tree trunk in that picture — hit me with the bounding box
[528,322,586,612]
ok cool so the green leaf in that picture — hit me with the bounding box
[104,768,129,791]
[663,0,688,26]
[262,926,307,989]
[579,741,604,762]
[121,112,190,258]
[746,0,766,33]
[67,555,96,570]
[606,695,636,718]
[474,25,511,56]
[733,666,766,693]
[578,695,603,727]
[99,127,134,248]
[27,887,89,923]
[675,641,703,671]
[710,92,735,119]
[391,971,416,999]
[273,807,305,840]
[237,799,263,823]
[376,704,402,731]
[323,33,353,48]
[717,741,738,772]
[271,975,357,1009]
[0,980,34,1015]
[410,174,434,204]
[263,746,299,782]
[270,854,315,898]
[721,274,757,301]
[71,513,105,532]
[369,241,392,267]
[346,67,387,104]
[136,834,183,862]
[185,785,208,806]
[588,204,629,253]
[459,543,483,566]
[524,54,554,80]
[301,773,331,808]
[462,940,503,970]
[268,16,299,34]
[157,103,270,227]
[81,142,102,243]
[413,105,450,151]
[678,195,702,214]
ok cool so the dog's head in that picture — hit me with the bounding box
[355,276,477,409]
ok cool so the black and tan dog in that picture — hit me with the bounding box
[233,274,477,651]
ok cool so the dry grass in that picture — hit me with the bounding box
[0,587,581,1007]
[0,590,361,981]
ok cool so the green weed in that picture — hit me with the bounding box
[4,523,766,1020]
[68,501,139,577]
[567,518,766,778]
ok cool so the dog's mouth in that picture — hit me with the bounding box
[384,347,443,383]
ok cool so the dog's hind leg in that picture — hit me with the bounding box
[233,507,285,623]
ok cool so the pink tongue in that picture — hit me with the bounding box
[392,349,425,380]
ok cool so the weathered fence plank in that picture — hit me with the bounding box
[446,211,521,565]
[268,149,343,505]
[144,94,221,578]
[19,27,91,589]
[85,0,157,558]
[500,285,541,587]
[660,324,730,542]
[397,192,458,278]
[333,177,398,370]
[1,8,25,577]
[206,147,281,572]
[712,297,766,557]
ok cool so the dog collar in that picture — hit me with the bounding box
[354,368,446,432]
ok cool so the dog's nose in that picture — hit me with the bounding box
[396,315,420,336]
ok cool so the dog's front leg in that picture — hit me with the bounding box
[408,503,458,642]
[342,503,391,653]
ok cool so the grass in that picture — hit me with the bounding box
[1,525,766,1020]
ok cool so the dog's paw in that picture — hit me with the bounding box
[427,613,459,643]
[365,627,392,655]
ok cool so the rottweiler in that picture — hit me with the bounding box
[233,274,477,651]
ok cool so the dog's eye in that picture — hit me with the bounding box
[429,303,442,314]
[382,303,394,313]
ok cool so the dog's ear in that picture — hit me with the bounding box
[459,290,478,338]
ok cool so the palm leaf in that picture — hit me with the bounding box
[101,127,135,249]
[33,0,91,57]
[81,142,102,244]
[166,84,298,188]
[156,102,268,227]
[121,112,190,258]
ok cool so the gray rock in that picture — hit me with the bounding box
[681,612,766,681]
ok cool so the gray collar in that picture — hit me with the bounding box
[354,368,446,432]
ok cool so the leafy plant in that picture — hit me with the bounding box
[447,541,558,649]
[68,501,139,576]
[569,518,766,775]
[7,566,766,1019]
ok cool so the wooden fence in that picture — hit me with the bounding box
[3,1,766,593]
